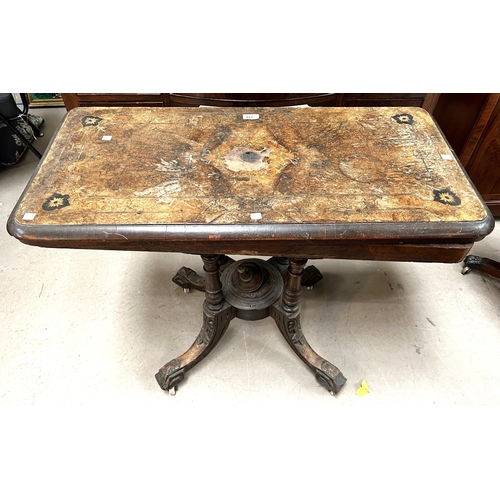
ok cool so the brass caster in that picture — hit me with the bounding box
[461,266,471,275]
[169,386,177,395]
[183,288,191,294]
[306,285,314,290]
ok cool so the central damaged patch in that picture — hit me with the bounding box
[224,146,272,172]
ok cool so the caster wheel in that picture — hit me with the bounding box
[183,288,191,294]
[461,266,472,275]
[169,386,177,396]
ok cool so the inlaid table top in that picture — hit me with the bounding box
[8,106,494,259]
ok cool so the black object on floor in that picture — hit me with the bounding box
[0,93,44,166]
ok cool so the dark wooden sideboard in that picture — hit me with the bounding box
[61,93,440,112]
[433,94,500,216]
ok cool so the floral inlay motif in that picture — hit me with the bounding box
[392,113,414,125]
[433,188,461,206]
[81,116,103,127]
[42,193,70,211]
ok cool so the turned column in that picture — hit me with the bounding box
[202,254,224,311]
[282,258,308,314]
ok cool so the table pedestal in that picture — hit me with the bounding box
[172,257,324,292]
[155,255,346,395]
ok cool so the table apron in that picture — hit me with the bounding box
[13,236,473,263]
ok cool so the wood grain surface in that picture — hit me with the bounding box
[13,106,489,228]
[8,106,494,264]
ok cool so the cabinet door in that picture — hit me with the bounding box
[432,93,491,159]
[62,93,438,111]
[167,93,337,107]
[338,93,438,111]
[465,97,500,215]
[62,94,167,110]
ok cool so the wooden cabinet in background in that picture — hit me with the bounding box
[61,93,169,109]
[433,94,500,216]
[166,93,338,107]
[61,93,439,112]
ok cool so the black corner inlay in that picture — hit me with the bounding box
[392,113,414,125]
[433,188,461,206]
[42,193,70,211]
[81,115,103,127]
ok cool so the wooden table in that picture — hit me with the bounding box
[7,106,494,395]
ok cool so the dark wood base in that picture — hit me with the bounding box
[157,255,345,395]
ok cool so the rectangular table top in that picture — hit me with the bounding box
[8,106,494,259]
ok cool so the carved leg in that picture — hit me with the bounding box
[155,303,234,392]
[462,255,500,279]
[157,255,235,393]
[172,255,235,292]
[270,258,346,394]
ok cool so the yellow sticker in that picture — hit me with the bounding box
[356,379,370,397]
